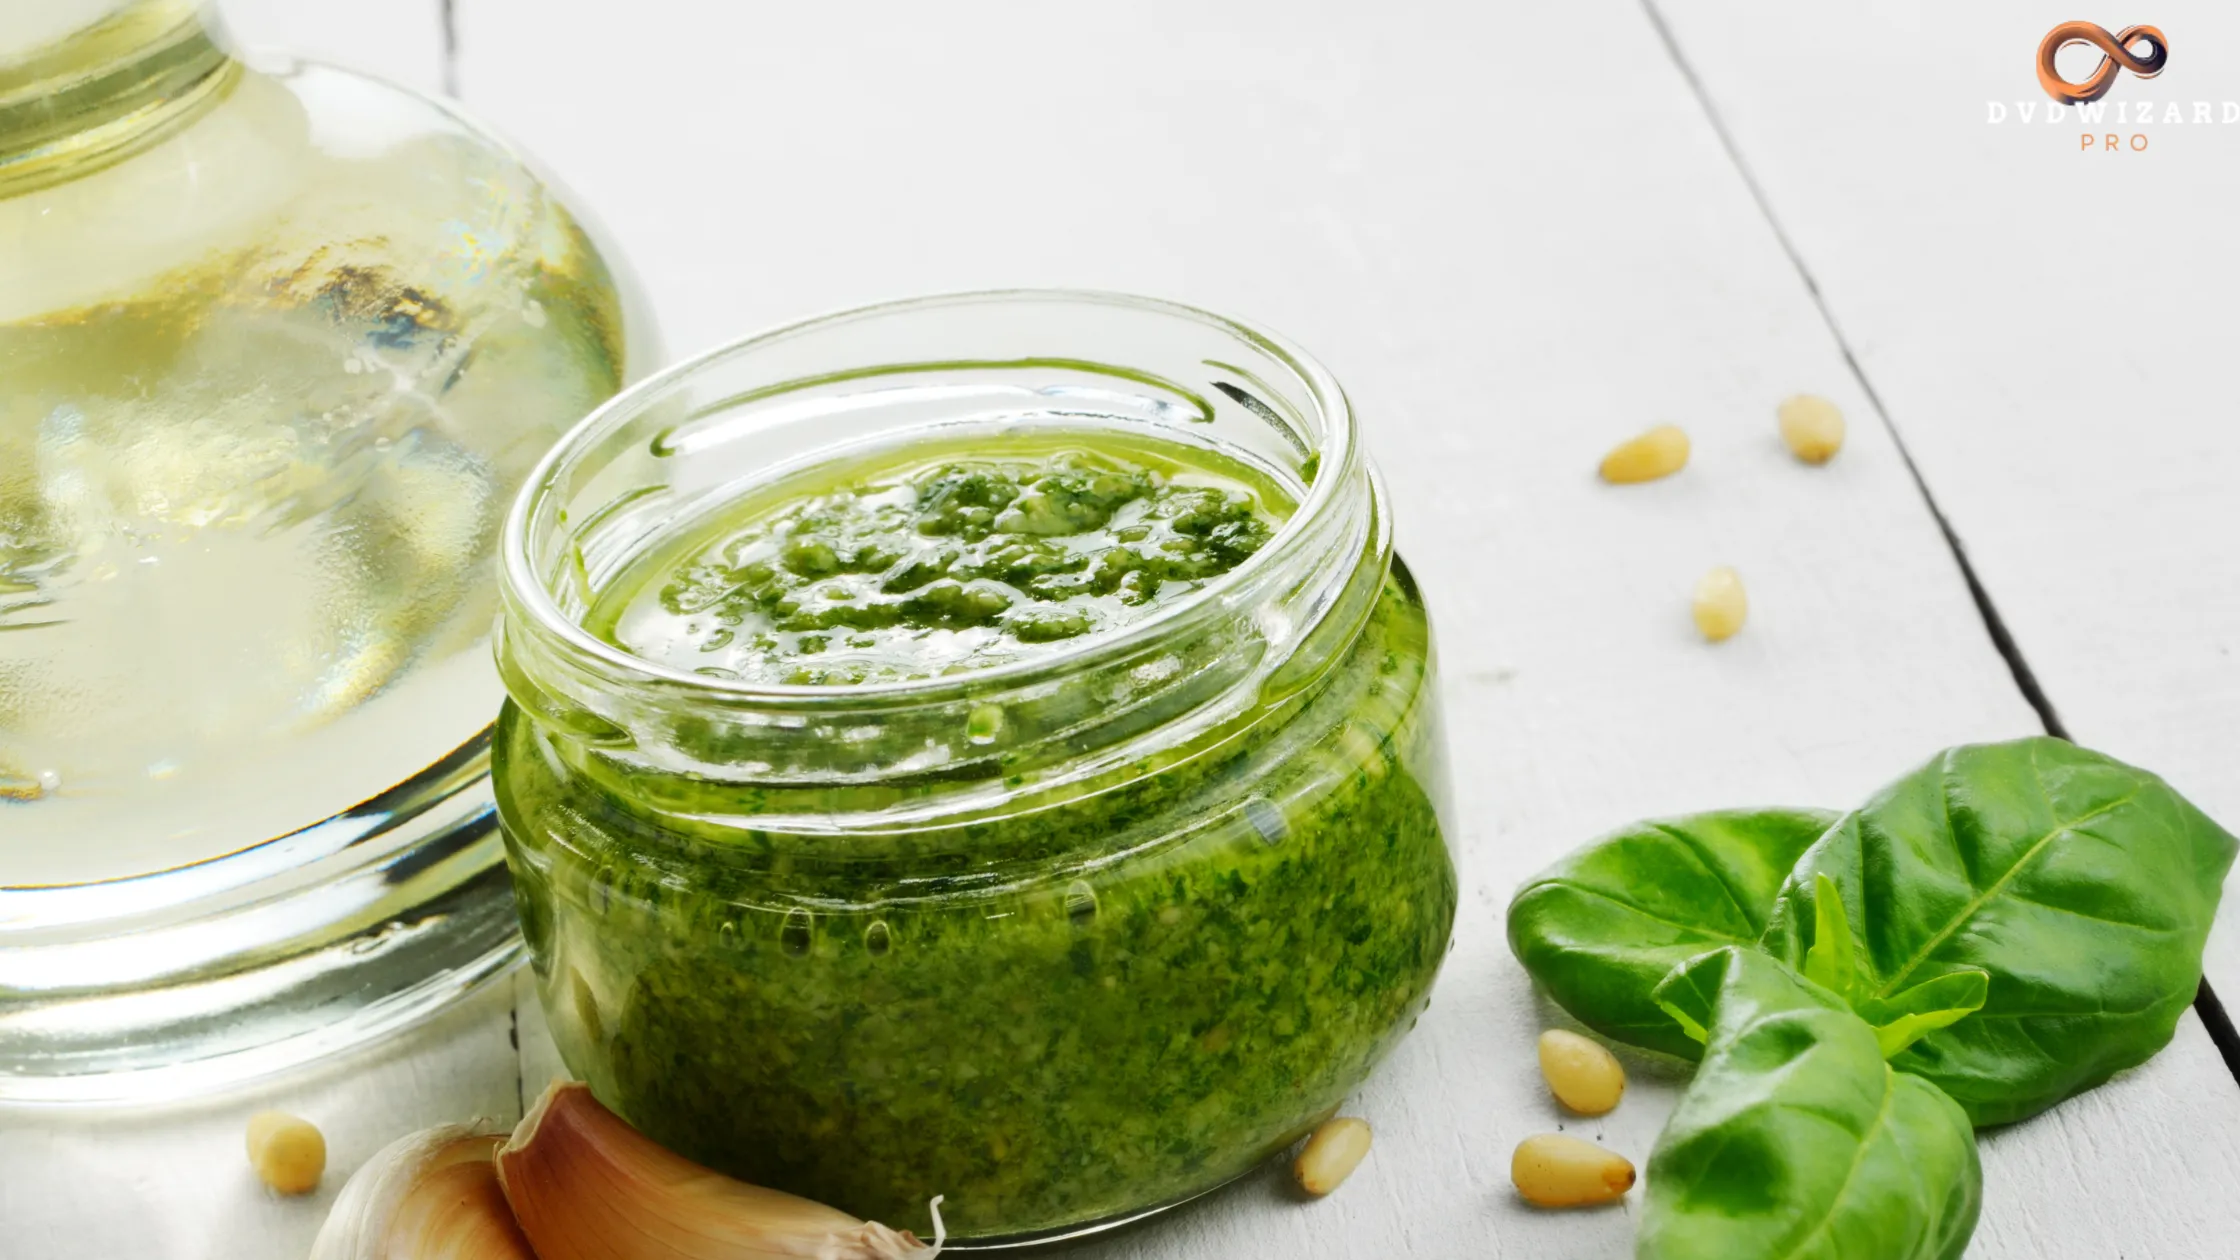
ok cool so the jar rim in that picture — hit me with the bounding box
[498,288,1361,708]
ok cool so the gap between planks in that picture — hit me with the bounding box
[439,0,461,97]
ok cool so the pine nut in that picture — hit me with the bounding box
[245,1110,327,1196]
[1293,1117,1373,1197]
[1597,425,1690,484]
[1692,566,1748,642]
[1511,1133,1635,1208]
[1538,1029,1626,1115]
[1777,394,1846,464]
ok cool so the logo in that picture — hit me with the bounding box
[2038,21,2168,104]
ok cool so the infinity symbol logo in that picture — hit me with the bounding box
[2037,21,2169,104]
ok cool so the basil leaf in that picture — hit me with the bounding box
[1858,970,1989,1059]
[1800,872,1862,1001]
[1507,809,1837,1058]
[1761,737,2240,1126]
[1650,947,1724,1047]
[1640,948,1981,1260]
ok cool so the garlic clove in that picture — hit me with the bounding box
[309,1125,535,1260]
[497,1080,944,1259]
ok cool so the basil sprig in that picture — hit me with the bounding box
[1506,736,2238,1259]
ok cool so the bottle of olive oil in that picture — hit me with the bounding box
[0,1,645,889]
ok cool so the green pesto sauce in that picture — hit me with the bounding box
[494,430,1454,1240]
[591,435,1289,686]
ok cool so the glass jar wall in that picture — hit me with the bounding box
[494,292,1456,1244]
[0,0,652,1096]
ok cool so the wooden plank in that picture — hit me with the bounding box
[1973,1008,2240,1257]
[461,2,2240,1256]
[1638,0,2240,1028]
[218,0,448,95]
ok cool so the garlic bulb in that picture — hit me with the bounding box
[496,1081,944,1259]
[308,1124,535,1260]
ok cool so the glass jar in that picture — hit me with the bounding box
[0,0,651,1096]
[494,291,1454,1245]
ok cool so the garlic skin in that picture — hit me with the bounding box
[308,1125,535,1260]
[497,1080,943,1259]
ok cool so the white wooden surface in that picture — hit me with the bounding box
[1640,0,2240,1003]
[6,2,2240,1257]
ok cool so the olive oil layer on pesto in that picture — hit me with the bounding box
[594,437,1286,686]
[495,433,1456,1239]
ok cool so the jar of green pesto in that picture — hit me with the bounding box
[493,291,1456,1245]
